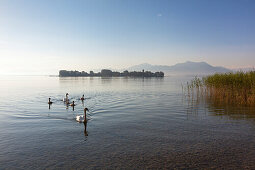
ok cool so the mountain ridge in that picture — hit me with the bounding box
[126,61,231,75]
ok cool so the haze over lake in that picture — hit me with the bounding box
[1,75,255,169]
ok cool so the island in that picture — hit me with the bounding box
[59,69,164,77]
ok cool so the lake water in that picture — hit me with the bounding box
[0,76,255,169]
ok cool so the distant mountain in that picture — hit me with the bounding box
[126,61,231,76]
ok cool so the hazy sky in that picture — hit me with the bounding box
[1,0,255,75]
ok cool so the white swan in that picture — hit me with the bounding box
[63,93,69,103]
[76,108,89,123]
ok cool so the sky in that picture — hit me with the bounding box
[0,0,255,75]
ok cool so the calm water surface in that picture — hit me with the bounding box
[0,76,255,169]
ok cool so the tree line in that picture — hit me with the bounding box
[59,69,164,77]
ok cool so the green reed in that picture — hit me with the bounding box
[186,71,255,106]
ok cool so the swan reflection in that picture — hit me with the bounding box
[84,121,88,137]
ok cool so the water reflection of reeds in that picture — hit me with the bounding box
[206,101,255,120]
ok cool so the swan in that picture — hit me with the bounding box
[80,94,85,101]
[63,93,69,103]
[48,98,53,104]
[76,108,89,123]
[70,101,76,107]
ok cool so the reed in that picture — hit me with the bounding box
[186,71,255,106]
